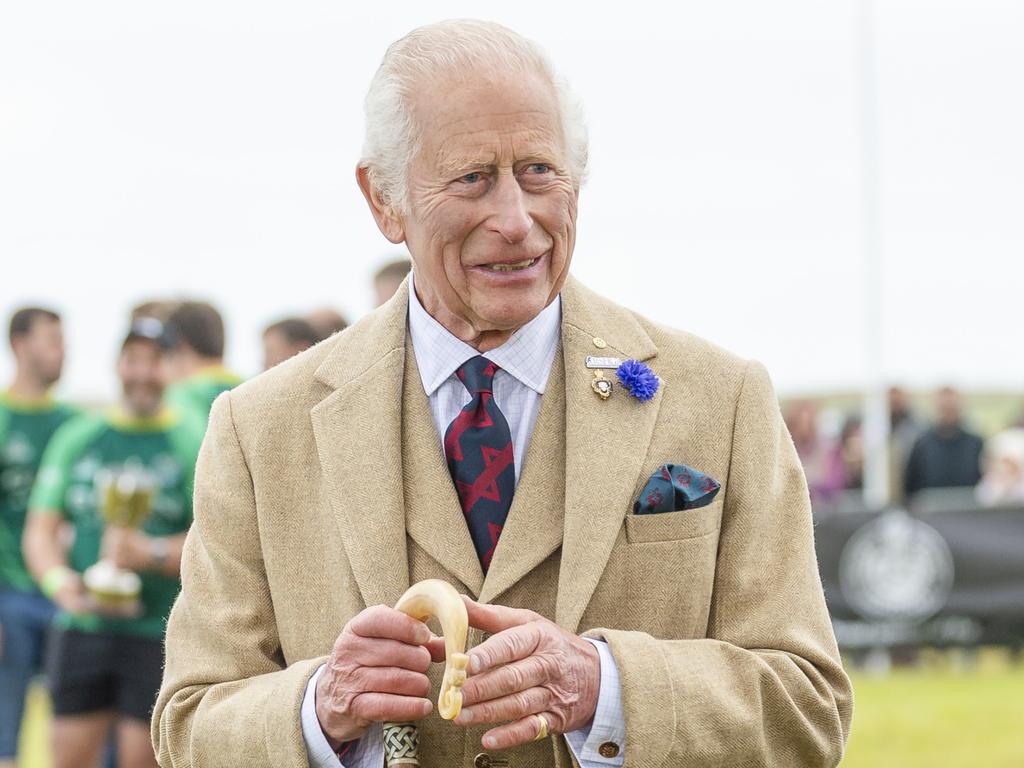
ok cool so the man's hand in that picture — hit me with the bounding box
[52,570,90,616]
[315,605,445,749]
[102,526,152,571]
[455,597,601,751]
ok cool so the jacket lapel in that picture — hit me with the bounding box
[479,350,566,606]
[556,278,662,633]
[309,281,412,610]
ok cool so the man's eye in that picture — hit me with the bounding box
[526,163,551,174]
[458,172,483,184]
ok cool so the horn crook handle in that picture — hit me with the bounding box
[395,579,470,719]
[383,579,470,767]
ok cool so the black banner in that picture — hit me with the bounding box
[813,500,1024,648]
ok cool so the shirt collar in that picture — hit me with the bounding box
[1,388,57,412]
[407,272,562,397]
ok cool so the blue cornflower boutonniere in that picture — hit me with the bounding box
[616,359,659,402]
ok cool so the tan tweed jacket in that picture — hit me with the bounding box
[153,277,853,767]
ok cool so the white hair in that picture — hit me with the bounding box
[360,19,589,214]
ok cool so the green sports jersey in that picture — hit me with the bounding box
[28,407,204,638]
[165,365,242,427]
[0,391,77,591]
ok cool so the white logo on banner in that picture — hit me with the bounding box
[839,510,955,623]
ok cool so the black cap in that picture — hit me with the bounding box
[122,317,168,348]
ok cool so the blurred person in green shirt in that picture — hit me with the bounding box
[160,301,241,426]
[0,307,75,768]
[22,320,202,768]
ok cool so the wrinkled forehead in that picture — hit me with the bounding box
[411,70,565,171]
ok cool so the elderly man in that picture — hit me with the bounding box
[154,20,852,768]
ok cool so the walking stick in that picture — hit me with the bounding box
[383,580,469,766]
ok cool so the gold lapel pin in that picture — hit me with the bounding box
[591,370,613,400]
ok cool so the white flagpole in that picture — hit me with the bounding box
[859,0,891,509]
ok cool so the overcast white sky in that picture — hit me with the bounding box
[2,0,1022,402]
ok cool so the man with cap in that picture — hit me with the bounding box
[23,320,202,768]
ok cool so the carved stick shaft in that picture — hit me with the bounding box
[383,721,420,767]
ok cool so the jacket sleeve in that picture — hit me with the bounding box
[152,392,327,767]
[587,361,853,767]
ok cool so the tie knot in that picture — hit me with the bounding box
[456,356,500,394]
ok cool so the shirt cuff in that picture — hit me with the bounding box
[562,638,626,766]
[300,664,385,768]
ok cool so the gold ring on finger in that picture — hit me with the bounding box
[533,713,549,741]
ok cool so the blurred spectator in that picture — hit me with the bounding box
[837,415,864,491]
[160,302,242,426]
[0,307,76,767]
[888,385,921,503]
[976,428,1024,505]
[130,299,178,324]
[305,307,348,340]
[22,320,201,768]
[785,399,845,505]
[373,257,412,306]
[904,387,983,498]
[262,318,321,371]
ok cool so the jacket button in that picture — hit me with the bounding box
[473,753,508,767]
[598,741,620,758]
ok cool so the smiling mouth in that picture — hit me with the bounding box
[483,256,542,272]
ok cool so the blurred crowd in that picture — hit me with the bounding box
[785,385,1024,511]
[0,258,409,768]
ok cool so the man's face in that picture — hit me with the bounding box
[13,317,65,386]
[117,339,164,417]
[888,387,908,416]
[262,329,310,371]
[936,388,962,428]
[387,70,578,346]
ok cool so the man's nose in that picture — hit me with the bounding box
[488,173,532,244]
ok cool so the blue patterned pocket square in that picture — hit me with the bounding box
[634,463,721,515]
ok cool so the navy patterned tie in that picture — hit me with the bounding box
[443,356,515,572]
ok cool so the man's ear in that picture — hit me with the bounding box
[356,166,406,244]
[9,337,25,362]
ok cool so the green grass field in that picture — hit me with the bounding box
[16,652,1024,767]
[841,653,1024,768]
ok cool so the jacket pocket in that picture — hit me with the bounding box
[624,500,722,543]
